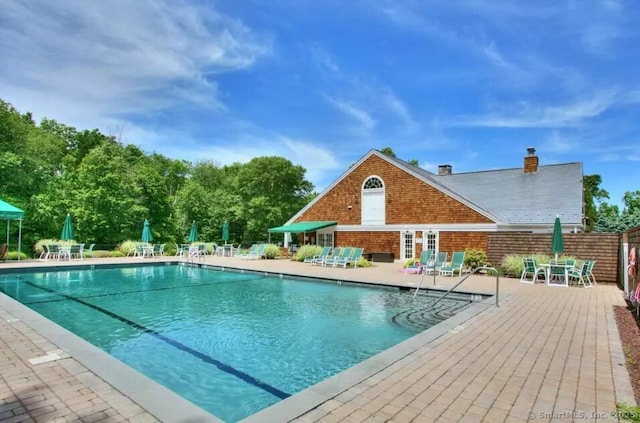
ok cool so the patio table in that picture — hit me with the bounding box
[540,262,574,287]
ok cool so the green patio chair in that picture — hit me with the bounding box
[324,247,352,267]
[439,251,466,277]
[336,247,364,268]
[407,250,434,273]
[425,252,448,275]
[520,257,545,284]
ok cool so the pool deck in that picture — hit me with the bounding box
[0,255,636,422]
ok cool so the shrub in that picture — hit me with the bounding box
[464,248,489,271]
[263,244,280,259]
[403,258,416,268]
[117,240,136,255]
[499,253,579,278]
[110,250,126,258]
[295,245,322,262]
[33,239,58,257]
[616,403,640,423]
[92,250,113,258]
[6,251,28,260]
[356,257,372,268]
[164,244,177,256]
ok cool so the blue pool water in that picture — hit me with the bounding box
[0,264,476,422]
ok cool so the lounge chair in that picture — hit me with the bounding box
[407,250,434,273]
[424,252,448,275]
[242,243,265,259]
[236,244,257,259]
[304,246,330,264]
[336,247,364,268]
[324,247,352,267]
[520,257,545,284]
[439,251,466,277]
[314,247,339,266]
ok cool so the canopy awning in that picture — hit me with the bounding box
[268,221,337,233]
[0,199,24,220]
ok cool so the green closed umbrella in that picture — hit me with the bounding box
[222,221,229,243]
[141,219,153,243]
[61,213,74,241]
[188,221,198,242]
[551,215,564,263]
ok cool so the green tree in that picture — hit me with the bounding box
[71,143,147,243]
[379,147,396,157]
[622,190,640,214]
[233,157,314,241]
[583,174,609,232]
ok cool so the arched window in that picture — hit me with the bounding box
[361,176,385,225]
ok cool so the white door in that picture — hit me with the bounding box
[362,190,385,225]
[400,231,415,261]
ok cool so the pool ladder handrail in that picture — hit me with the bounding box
[414,266,500,308]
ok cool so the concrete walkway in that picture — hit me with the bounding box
[0,255,636,422]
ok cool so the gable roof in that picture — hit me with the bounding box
[287,149,583,227]
[432,163,583,225]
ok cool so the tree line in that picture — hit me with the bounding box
[0,100,315,254]
[1,99,638,256]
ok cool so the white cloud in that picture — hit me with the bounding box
[382,91,417,131]
[151,135,341,190]
[456,91,617,128]
[0,0,271,127]
[325,97,377,130]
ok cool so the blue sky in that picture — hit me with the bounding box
[1,0,639,207]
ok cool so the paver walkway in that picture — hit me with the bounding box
[0,256,636,422]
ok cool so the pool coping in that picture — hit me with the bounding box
[0,261,497,422]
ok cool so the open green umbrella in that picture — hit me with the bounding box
[61,213,74,241]
[222,221,229,243]
[141,219,153,243]
[188,221,198,242]
[551,215,564,263]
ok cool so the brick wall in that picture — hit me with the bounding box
[335,232,399,258]
[298,154,493,224]
[487,232,620,283]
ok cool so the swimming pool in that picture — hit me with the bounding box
[0,264,482,422]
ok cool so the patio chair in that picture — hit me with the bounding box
[313,247,339,266]
[520,257,546,284]
[568,261,592,288]
[248,243,266,259]
[0,243,7,262]
[44,244,61,261]
[304,246,330,264]
[69,244,83,260]
[324,247,352,267]
[424,252,448,275]
[439,251,466,277]
[585,260,597,285]
[84,243,95,258]
[236,244,257,259]
[153,243,165,257]
[406,250,434,273]
[335,247,364,268]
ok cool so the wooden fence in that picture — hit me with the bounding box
[487,232,620,283]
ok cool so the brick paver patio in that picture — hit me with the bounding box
[0,256,636,422]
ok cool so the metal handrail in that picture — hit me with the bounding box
[414,266,500,308]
